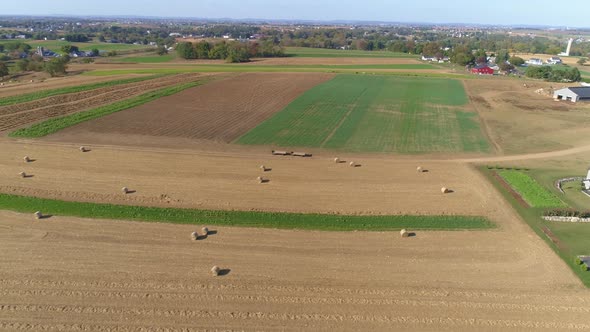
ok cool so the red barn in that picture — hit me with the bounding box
[471,65,494,75]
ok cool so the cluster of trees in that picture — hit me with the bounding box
[176,39,284,63]
[15,55,70,76]
[526,66,581,82]
[64,33,89,42]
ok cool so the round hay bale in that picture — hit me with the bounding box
[334,157,340,163]
[400,229,409,238]
[201,227,209,235]
[23,156,30,163]
[211,266,220,276]
[416,166,423,172]
[257,176,263,183]
[122,187,129,194]
[79,146,86,152]
[191,231,198,241]
[34,211,42,219]
[349,161,355,167]
[19,171,26,178]
[441,187,449,194]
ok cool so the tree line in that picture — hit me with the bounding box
[176,39,284,63]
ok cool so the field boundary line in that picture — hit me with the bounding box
[461,80,502,155]
[320,87,368,148]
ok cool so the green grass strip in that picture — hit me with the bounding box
[0,75,163,107]
[9,80,205,138]
[0,193,493,231]
[498,170,567,208]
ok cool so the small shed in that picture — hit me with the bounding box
[553,87,590,103]
[471,65,494,75]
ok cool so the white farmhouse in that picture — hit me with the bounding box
[547,57,562,65]
[526,58,543,66]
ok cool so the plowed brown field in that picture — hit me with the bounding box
[0,73,206,133]
[49,73,334,143]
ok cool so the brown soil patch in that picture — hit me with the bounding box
[50,73,334,143]
[0,73,206,133]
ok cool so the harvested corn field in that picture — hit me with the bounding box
[48,73,334,143]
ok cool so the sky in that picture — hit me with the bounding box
[2,0,588,27]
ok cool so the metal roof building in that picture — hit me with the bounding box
[553,87,590,103]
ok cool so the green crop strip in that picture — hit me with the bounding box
[0,194,493,231]
[498,170,567,208]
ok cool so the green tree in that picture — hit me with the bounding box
[209,42,229,59]
[422,42,440,56]
[509,56,525,67]
[195,41,211,59]
[226,42,250,63]
[495,49,510,64]
[176,42,196,59]
[61,45,79,54]
[0,61,8,79]
[91,48,100,56]
[44,57,70,77]
[156,45,168,55]
[451,46,475,66]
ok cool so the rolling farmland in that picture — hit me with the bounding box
[237,75,489,153]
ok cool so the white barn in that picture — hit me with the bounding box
[584,168,590,191]
[553,87,590,103]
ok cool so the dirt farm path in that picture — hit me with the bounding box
[1,139,590,330]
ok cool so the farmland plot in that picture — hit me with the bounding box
[237,75,489,153]
[48,73,334,142]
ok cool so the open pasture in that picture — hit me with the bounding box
[26,39,152,52]
[238,75,489,153]
[47,73,334,143]
[286,47,418,58]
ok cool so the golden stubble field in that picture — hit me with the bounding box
[1,139,589,330]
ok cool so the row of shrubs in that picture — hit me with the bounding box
[544,209,590,218]
[486,165,530,171]
[574,257,589,271]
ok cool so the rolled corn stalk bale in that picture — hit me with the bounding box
[334,157,340,163]
[34,211,42,219]
[79,146,87,152]
[260,165,266,171]
[257,176,264,184]
[122,187,129,194]
[441,187,450,194]
[201,227,209,235]
[191,231,198,241]
[400,229,409,238]
[416,166,423,173]
[211,266,220,276]
[349,161,355,167]
[19,171,27,178]
[23,156,30,163]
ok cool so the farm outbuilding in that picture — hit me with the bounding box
[471,65,494,75]
[553,87,590,103]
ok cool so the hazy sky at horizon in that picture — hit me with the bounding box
[2,0,587,27]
